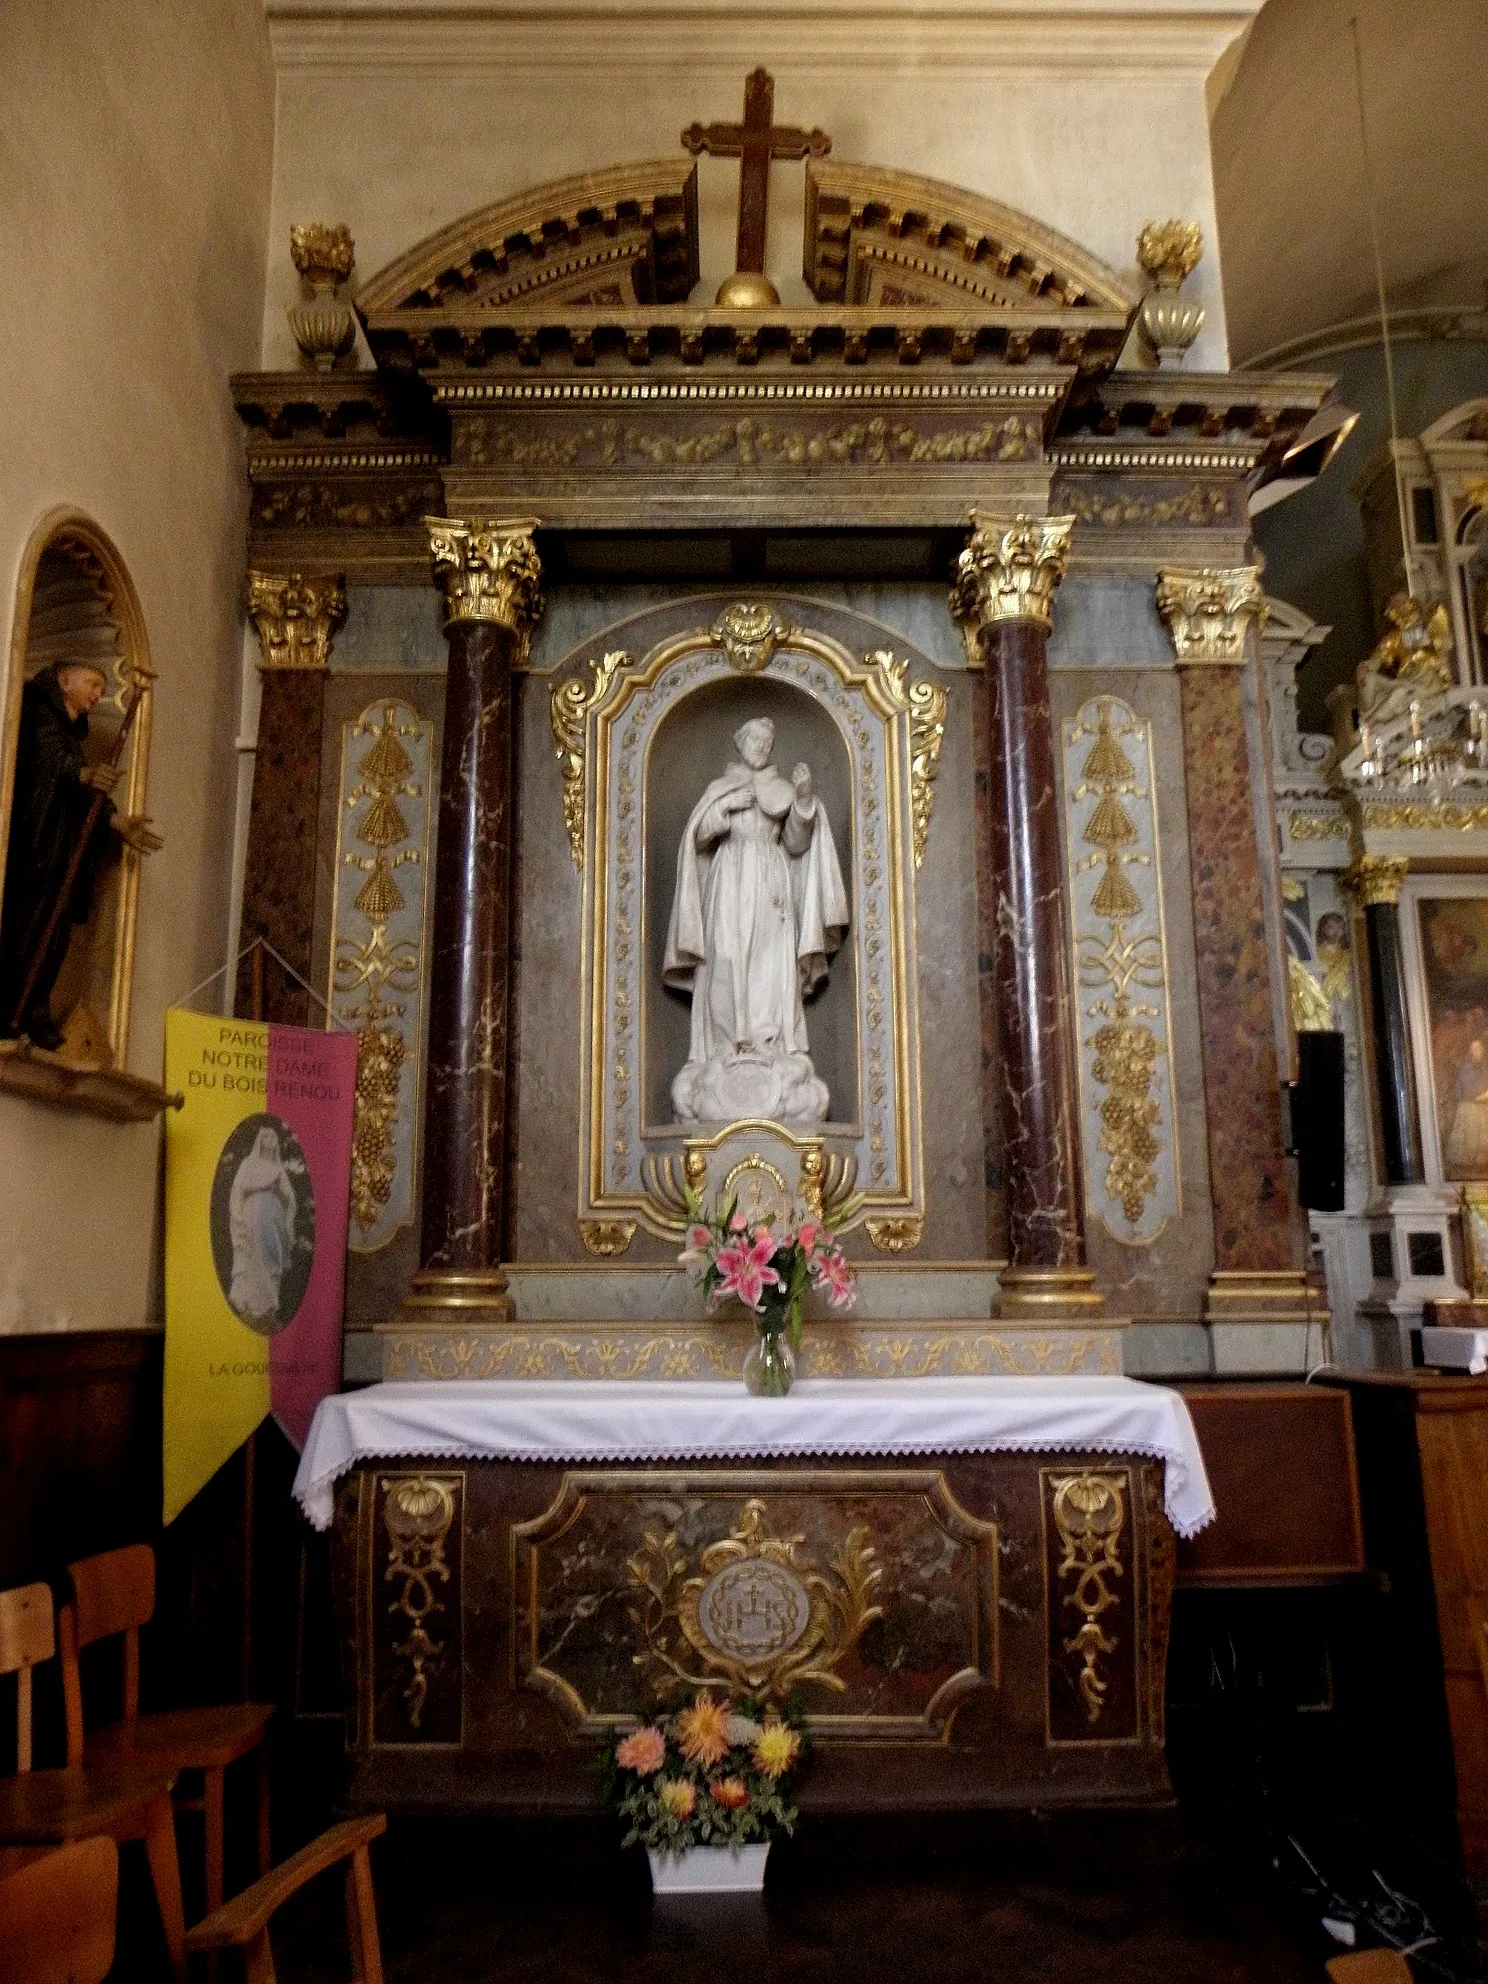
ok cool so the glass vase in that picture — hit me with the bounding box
[743,1326,796,1397]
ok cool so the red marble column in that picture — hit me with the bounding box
[402,519,542,1328]
[237,574,345,1024]
[952,513,1102,1321]
[1158,569,1307,1321]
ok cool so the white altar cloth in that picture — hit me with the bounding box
[293,1375,1215,1537]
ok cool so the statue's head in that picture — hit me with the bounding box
[254,1126,281,1162]
[53,660,108,719]
[733,717,775,769]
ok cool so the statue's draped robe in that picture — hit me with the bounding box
[663,759,848,1066]
[0,671,112,1034]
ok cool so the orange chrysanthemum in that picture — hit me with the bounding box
[674,1692,733,1768]
[708,1775,749,1811]
[658,1777,697,1820]
[752,1720,801,1780]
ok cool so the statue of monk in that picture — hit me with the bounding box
[0,660,160,1049]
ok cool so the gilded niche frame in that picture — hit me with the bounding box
[0,508,155,1064]
[568,604,933,1241]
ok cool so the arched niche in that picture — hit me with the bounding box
[0,509,155,1062]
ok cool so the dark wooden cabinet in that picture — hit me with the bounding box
[1323,1372,1488,1874]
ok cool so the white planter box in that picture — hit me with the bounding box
[647,1843,770,1894]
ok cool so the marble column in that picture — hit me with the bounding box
[1343,855,1422,1185]
[238,573,345,1024]
[1156,568,1308,1325]
[951,512,1103,1321]
[402,517,543,1327]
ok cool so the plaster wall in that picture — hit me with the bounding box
[0,0,276,1332]
[261,0,1251,371]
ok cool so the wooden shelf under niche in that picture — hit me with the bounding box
[0,1038,181,1123]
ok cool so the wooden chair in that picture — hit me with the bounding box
[0,1836,118,1984]
[0,1580,186,1980]
[184,1814,386,1984]
[61,1544,273,1921]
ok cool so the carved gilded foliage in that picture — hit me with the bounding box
[949,510,1074,643]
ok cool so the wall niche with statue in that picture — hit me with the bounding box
[0,510,167,1118]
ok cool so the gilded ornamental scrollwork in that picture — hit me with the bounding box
[713,601,791,674]
[1063,699,1179,1243]
[627,1498,884,1701]
[1049,1470,1127,1727]
[1155,565,1266,665]
[550,650,627,869]
[870,651,947,870]
[381,1473,460,1735]
[948,510,1074,646]
[424,515,544,635]
[246,570,346,672]
[329,702,433,1248]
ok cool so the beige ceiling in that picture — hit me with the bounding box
[1210,0,1488,365]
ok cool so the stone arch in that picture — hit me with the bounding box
[356,159,700,315]
[1,509,155,1060]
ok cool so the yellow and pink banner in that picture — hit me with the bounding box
[163,1009,356,1523]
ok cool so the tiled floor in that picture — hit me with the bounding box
[255,1811,1327,1984]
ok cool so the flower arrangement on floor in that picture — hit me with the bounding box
[605,1692,807,1856]
[679,1194,858,1394]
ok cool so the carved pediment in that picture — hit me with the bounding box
[356,159,700,314]
[804,161,1137,315]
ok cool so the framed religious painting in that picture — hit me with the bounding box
[0,511,157,1067]
[1399,876,1488,1187]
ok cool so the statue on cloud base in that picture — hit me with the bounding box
[663,716,848,1127]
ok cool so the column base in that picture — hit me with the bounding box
[1203,1269,1314,1326]
[390,1267,516,1326]
[994,1267,1105,1321]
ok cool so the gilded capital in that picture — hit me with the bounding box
[1341,853,1409,907]
[949,510,1074,643]
[1155,567,1266,665]
[246,571,346,672]
[424,516,544,634]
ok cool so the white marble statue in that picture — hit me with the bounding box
[663,716,848,1126]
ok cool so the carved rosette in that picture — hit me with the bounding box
[1155,566,1266,665]
[424,515,544,635]
[246,570,346,671]
[949,510,1074,644]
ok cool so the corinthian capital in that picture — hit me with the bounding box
[949,511,1074,644]
[424,515,544,634]
[1155,566,1266,665]
[247,571,346,672]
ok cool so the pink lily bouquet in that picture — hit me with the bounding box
[679,1192,857,1395]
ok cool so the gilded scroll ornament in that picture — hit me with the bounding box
[1340,853,1409,907]
[550,650,626,869]
[1155,566,1266,664]
[246,570,346,672]
[712,601,790,674]
[424,515,544,633]
[870,652,948,869]
[627,1498,883,1701]
[1359,801,1488,833]
[383,1474,457,1731]
[330,703,432,1246]
[1288,810,1349,840]
[1050,1472,1127,1725]
[1064,700,1178,1241]
[949,511,1074,643]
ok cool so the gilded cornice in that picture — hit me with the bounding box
[1155,566,1266,664]
[425,516,544,632]
[949,511,1074,637]
[246,570,346,671]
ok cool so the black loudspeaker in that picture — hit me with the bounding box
[1292,1030,1345,1211]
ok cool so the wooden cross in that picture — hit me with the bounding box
[682,67,831,278]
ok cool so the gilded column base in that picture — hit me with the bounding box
[387,1267,516,1329]
[1202,1270,1314,1325]
[995,1267,1107,1321]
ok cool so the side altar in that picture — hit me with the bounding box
[229,92,1347,1815]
